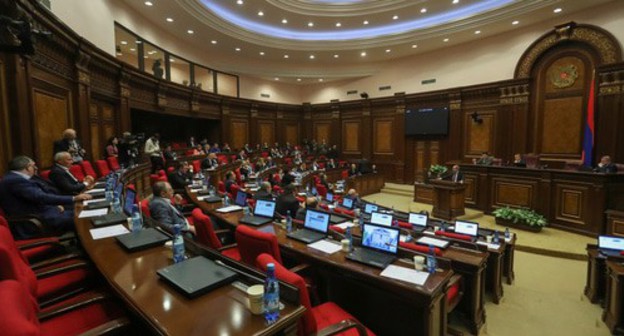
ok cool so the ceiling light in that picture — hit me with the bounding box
[474,30,481,34]
[144,1,153,6]
[553,7,562,13]
[363,20,369,25]
[136,40,142,44]
[360,51,367,57]
[512,20,519,25]
[274,77,279,81]
[333,54,339,58]
[336,23,342,27]
[411,44,418,48]
[235,47,241,51]
[297,78,302,82]
[130,48,136,51]
[170,58,175,62]
[166,17,173,22]
[453,0,459,4]
[392,15,399,20]
[283,54,289,58]
[443,38,449,42]
[236,0,243,4]
[211,40,218,44]
[385,49,391,53]
[116,52,122,56]
[308,22,314,27]
[420,8,427,13]
[187,29,194,34]
[282,19,288,24]
[309,55,315,59]
[120,40,128,45]
[258,11,264,16]
[259,51,265,56]
[318,78,324,82]
[144,56,148,58]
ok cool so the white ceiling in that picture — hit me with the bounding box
[118,0,614,83]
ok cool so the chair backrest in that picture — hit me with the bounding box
[191,160,201,174]
[230,184,241,199]
[234,169,242,184]
[0,226,37,299]
[95,160,111,177]
[191,208,222,249]
[0,279,40,334]
[80,161,98,178]
[315,184,328,197]
[235,225,282,266]
[218,181,226,193]
[256,253,314,335]
[69,164,86,182]
[39,169,51,181]
[140,199,151,218]
[341,170,349,179]
[107,157,120,171]
[524,154,540,169]
[272,173,281,184]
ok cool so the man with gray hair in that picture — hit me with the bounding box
[53,128,86,163]
[49,151,95,195]
[295,197,320,220]
[253,181,273,201]
[149,181,196,235]
[0,155,91,238]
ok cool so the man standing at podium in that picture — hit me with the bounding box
[445,165,464,183]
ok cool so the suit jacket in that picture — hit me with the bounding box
[595,163,618,173]
[225,179,236,193]
[253,189,273,201]
[149,197,189,231]
[280,173,294,187]
[348,168,359,177]
[201,158,218,170]
[49,164,86,195]
[276,193,300,217]
[168,171,192,190]
[476,157,493,165]
[0,171,73,220]
[444,171,465,183]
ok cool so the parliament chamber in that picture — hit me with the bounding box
[1,0,624,335]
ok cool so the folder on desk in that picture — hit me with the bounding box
[157,256,238,298]
[116,228,169,252]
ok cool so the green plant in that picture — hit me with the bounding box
[428,164,448,176]
[492,206,547,227]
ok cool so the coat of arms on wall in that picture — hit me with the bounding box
[550,65,579,88]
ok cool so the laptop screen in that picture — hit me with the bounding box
[598,236,624,251]
[254,200,276,218]
[304,210,330,233]
[362,223,400,254]
[409,213,428,227]
[235,191,247,207]
[370,212,393,226]
[311,186,317,196]
[364,203,378,214]
[342,197,353,209]
[455,220,479,236]
[123,189,136,216]
[326,193,334,202]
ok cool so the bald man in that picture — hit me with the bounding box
[594,155,618,173]
[296,197,320,220]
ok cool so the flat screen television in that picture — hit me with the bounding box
[405,106,449,136]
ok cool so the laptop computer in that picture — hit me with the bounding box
[409,212,428,233]
[91,185,131,227]
[340,197,354,209]
[287,209,331,244]
[454,220,479,241]
[598,235,624,257]
[234,191,247,207]
[239,199,276,226]
[370,211,393,227]
[325,192,334,203]
[116,227,169,252]
[364,203,379,215]
[346,223,400,269]
[157,256,237,298]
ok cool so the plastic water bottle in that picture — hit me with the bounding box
[504,228,511,240]
[263,263,280,324]
[286,211,293,233]
[393,219,398,228]
[346,227,353,252]
[111,193,122,214]
[172,224,185,263]
[244,206,250,217]
[427,245,437,274]
[223,195,230,206]
[359,211,364,225]
[131,205,142,232]
[493,230,500,244]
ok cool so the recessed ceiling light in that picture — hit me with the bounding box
[144,1,153,6]
[258,11,264,16]
[283,54,289,58]
[259,51,265,56]
[360,51,367,57]
[308,22,314,27]
[318,78,324,82]
[166,17,173,22]
[130,48,136,51]
[411,44,418,48]
[274,77,279,81]
[237,0,243,4]
[282,19,288,24]
[211,40,217,44]
[333,54,339,58]
[144,55,148,58]
[385,49,391,53]
[443,38,449,42]
[187,29,194,34]
[474,30,481,34]
[392,15,399,20]
[453,0,459,4]
[297,78,302,82]
[336,23,341,27]
[363,20,369,25]
[170,58,175,62]
[135,40,142,44]
[120,40,128,45]
[116,52,122,56]
[235,47,241,51]
[309,55,315,59]
[420,8,427,13]
[553,7,562,13]
[512,20,519,25]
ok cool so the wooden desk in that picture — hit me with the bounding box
[346,173,385,197]
[429,180,466,220]
[585,245,607,304]
[603,258,624,335]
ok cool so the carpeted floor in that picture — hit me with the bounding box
[362,186,609,336]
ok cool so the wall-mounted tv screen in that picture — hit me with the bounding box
[405,107,449,136]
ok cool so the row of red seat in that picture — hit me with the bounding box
[40,157,121,183]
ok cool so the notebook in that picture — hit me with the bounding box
[287,209,330,244]
[116,228,169,252]
[345,223,399,269]
[157,256,237,298]
[598,235,624,257]
[370,211,393,227]
[239,199,276,226]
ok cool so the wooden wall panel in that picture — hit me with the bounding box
[230,120,248,151]
[555,183,589,226]
[313,122,331,144]
[258,121,275,145]
[373,119,393,154]
[342,120,360,154]
[0,58,10,175]
[88,103,101,160]
[285,124,298,145]
[491,179,536,208]
[466,113,494,155]
[33,89,70,167]
[541,97,583,154]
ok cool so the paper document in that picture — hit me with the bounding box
[476,241,501,249]
[78,208,109,218]
[334,222,355,230]
[197,195,215,201]
[85,188,105,194]
[416,236,450,249]
[83,199,106,205]
[216,205,243,213]
[381,265,429,286]
[307,240,342,254]
[89,224,130,240]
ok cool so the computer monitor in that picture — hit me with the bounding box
[235,191,247,207]
[370,211,393,227]
[361,223,400,254]
[304,209,330,233]
[123,188,136,216]
[254,200,276,218]
[342,197,353,209]
[311,186,317,196]
[364,203,378,214]
[598,236,624,251]
[454,220,479,236]
[408,213,428,227]
[326,193,334,202]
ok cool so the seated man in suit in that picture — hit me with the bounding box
[348,163,360,177]
[280,168,295,187]
[224,171,237,194]
[237,150,247,161]
[149,181,196,235]
[444,164,465,183]
[168,161,193,190]
[0,156,92,238]
[253,181,274,201]
[201,153,219,170]
[344,188,361,208]
[512,153,527,167]
[53,128,86,163]
[275,184,301,218]
[296,197,320,220]
[163,144,177,162]
[326,158,337,169]
[594,155,618,173]
[49,151,95,195]
[473,152,493,165]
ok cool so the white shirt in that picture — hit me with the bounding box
[144,138,161,157]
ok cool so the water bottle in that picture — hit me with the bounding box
[131,205,142,232]
[111,192,122,214]
[263,263,280,324]
[172,224,185,263]
[244,205,250,217]
[493,230,500,244]
[346,227,353,252]
[504,228,511,240]
[427,245,437,274]
[223,195,230,206]
[393,219,398,227]
[359,211,364,225]
[286,211,293,233]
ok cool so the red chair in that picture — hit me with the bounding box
[150,174,167,185]
[272,173,282,184]
[106,157,120,171]
[256,254,374,336]
[0,216,63,263]
[192,160,201,174]
[185,149,195,156]
[261,151,269,158]
[272,185,283,194]
[191,209,240,261]
[40,169,51,181]
[341,170,349,180]
[218,181,226,194]
[315,184,328,198]
[235,225,282,267]
[284,158,292,165]
[234,169,242,185]
[69,165,85,182]
[79,161,98,178]
[319,162,326,169]
[0,279,128,336]
[217,154,228,164]
[95,160,111,177]
[140,199,151,218]
[167,166,175,174]
[230,155,237,161]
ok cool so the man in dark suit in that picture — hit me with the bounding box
[49,151,95,195]
[444,164,465,183]
[168,161,192,190]
[295,197,320,220]
[149,181,196,235]
[512,153,527,167]
[0,156,92,238]
[280,168,295,187]
[275,184,300,217]
[348,163,360,177]
[201,153,219,170]
[595,155,618,173]
[253,181,274,201]
[224,171,237,194]
[53,128,86,163]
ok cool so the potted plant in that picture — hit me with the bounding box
[428,164,448,180]
[492,206,547,232]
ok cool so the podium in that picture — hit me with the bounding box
[430,179,466,220]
